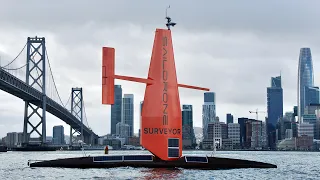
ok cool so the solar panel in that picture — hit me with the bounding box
[123,155,153,161]
[168,148,179,158]
[185,156,208,163]
[93,156,123,162]
[168,138,179,147]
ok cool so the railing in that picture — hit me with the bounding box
[0,68,97,137]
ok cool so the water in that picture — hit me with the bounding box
[0,150,319,180]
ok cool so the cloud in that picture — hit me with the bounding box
[1,1,320,138]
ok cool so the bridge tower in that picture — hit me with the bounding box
[70,87,84,145]
[23,37,47,144]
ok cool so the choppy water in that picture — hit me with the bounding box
[0,150,319,180]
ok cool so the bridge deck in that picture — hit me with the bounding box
[0,68,98,139]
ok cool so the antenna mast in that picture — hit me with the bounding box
[165,5,176,30]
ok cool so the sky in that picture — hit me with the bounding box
[1,0,320,138]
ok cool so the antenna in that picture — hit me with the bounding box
[165,5,176,30]
[166,5,170,17]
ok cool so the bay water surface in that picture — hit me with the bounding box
[0,150,319,179]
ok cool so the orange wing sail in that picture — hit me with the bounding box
[141,29,182,160]
[102,28,209,161]
[102,47,115,104]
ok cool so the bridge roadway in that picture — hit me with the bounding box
[0,68,99,143]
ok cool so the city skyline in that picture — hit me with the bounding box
[1,1,320,137]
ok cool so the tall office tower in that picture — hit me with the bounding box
[298,48,314,123]
[182,105,193,127]
[267,76,283,126]
[304,86,320,108]
[226,113,234,124]
[202,92,216,139]
[267,75,283,148]
[111,85,122,135]
[139,101,143,138]
[53,125,64,145]
[182,105,195,146]
[122,94,134,137]
[140,101,143,121]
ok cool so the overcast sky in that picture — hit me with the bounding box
[1,0,320,138]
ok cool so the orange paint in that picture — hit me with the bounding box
[102,28,209,161]
[102,47,115,105]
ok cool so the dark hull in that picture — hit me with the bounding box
[29,155,277,170]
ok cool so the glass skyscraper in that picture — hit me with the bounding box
[267,75,283,148]
[182,105,195,143]
[304,86,320,106]
[122,94,134,137]
[111,85,122,135]
[226,113,234,124]
[182,105,193,126]
[298,48,314,123]
[202,92,216,139]
[267,75,283,126]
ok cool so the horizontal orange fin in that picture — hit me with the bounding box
[178,83,210,91]
[114,75,153,85]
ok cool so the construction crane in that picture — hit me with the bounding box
[249,108,266,121]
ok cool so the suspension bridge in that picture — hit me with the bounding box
[0,36,99,145]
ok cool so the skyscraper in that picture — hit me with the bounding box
[226,113,234,124]
[182,105,193,126]
[140,101,143,118]
[182,105,195,147]
[304,86,320,107]
[267,75,283,126]
[111,85,122,135]
[298,48,314,123]
[122,94,134,137]
[202,92,216,139]
[267,75,283,148]
[53,125,64,145]
[139,101,143,134]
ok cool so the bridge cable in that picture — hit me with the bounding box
[64,94,71,109]
[45,48,65,107]
[82,98,91,129]
[1,63,28,70]
[0,42,27,68]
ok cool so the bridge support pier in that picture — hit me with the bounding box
[70,87,83,145]
[23,37,47,144]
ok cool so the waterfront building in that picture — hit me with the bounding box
[5,132,23,148]
[53,125,65,145]
[202,122,222,149]
[116,122,130,144]
[228,123,240,149]
[111,85,122,135]
[122,94,134,137]
[298,123,314,138]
